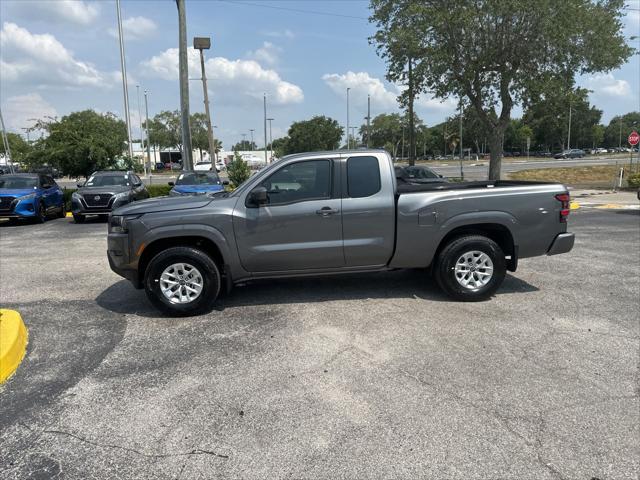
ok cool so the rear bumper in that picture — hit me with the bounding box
[547,232,575,256]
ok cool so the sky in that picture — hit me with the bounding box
[1,0,639,150]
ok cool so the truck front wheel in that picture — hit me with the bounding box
[144,246,220,316]
[434,235,506,301]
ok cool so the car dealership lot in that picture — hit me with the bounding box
[0,210,638,479]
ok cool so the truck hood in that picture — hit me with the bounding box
[78,185,130,195]
[172,184,223,194]
[113,195,212,215]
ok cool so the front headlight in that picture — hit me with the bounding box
[114,191,131,200]
[17,193,36,201]
[109,214,140,233]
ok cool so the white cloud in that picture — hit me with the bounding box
[2,94,58,132]
[108,16,158,41]
[12,1,99,26]
[141,47,304,105]
[587,73,632,97]
[322,71,457,113]
[261,29,295,40]
[0,22,115,88]
[247,41,282,66]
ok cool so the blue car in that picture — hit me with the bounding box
[168,171,225,196]
[0,173,65,223]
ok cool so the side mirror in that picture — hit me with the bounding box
[133,181,142,187]
[42,184,52,189]
[439,174,444,178]
[222,180,229,186]
[168,181,175,186]
[248,186,268,206]
[77,182,84,188]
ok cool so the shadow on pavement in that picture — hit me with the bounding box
[96,270,539,318]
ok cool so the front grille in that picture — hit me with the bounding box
[0,196,15,212]
[82,193,114,207]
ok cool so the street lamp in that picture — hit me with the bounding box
[115,0,134,162]
[267,118,274,159]
[249,129,255,150]
[346,87,351,149]
[193,36,217,162]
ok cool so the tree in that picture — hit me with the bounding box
[282,116,343,155]
[270,137,288,158]
[0,132,32,164]
[190,112,209,157]
[226,151,251,187]
[370,0,633,179]
[25,110,126,177]
[591,124,605,149]
[144,110,182,150]
[604,112,640,148]
[232,140,257,151]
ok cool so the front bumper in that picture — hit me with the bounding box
[107,232,141,288]
[547,232,575,256]
[0,198,38,218]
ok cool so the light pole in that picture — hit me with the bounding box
[249,129,255,150]
[136,84,147,176]
[350,127,357,147]
[176,0,193,169]
[263,93,268,164]
[346,87,351,149]
[366,94,371,148]
[241,133,247,149]
[267,118,274,159]
[144,90,152,168]
[567,101,572,150]
[459,100,464,179]
[193,36,216,163]
[115,0,134,161]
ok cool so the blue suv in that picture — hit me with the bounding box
[0,173,65,223]
[168,171,225,196]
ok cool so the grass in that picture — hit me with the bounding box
[508,164,639,188]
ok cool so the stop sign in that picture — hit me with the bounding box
[629,131,640,146]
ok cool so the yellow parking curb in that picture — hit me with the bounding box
[65,212,73,218]
[569,202,580,210]
[0,309,28,383]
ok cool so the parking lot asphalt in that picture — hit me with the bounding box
[0,208,638,479]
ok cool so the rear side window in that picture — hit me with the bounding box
[347,156,381,198]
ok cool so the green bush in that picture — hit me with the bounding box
[226,151,251,187]
[62,188,76,210]
[627,173,640,188]
[147,184,172,197]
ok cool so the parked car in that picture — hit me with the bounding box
[194,161,214,172]
[168,171,226,196]
[107,149,575,315]
[554,149,585,159]
[71,171,149,223]
[0,173,65,223]
[395,165,448,184]
[154,162,165,171]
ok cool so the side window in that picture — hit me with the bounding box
[347,156,381,198]
[261,160,331,206]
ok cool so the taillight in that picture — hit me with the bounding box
[555,193,570,223]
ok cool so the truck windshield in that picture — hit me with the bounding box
[176,172,221,185]
[0,176,38,189]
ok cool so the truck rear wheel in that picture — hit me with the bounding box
[434,235,506,301]
[144,246,220,316]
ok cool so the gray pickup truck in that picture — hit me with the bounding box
[107,150,574,315]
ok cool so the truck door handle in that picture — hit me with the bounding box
[316,207,339,216]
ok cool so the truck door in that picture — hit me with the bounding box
[234,158,344,272]
[341,155,396,266]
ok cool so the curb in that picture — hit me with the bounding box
[0,309,28,383]
[65,212,73,218]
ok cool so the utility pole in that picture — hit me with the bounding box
[408,58,415,166]
[116,0,134,161]
[567,101,572,150]
[267,118,274,160]
[0,108,14,173]
[619,117,622,149]
[249,129,255,150]
[263,94,268,164]
[144,90,152,167]
[176,0,193,169]
[346,87,351,149]
[193,37,216,163]
[136,85,147,176]
[366,94,371,148]
[241,133,247,149]
[459,100,464,179]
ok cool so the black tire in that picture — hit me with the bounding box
[36,201,47,223]
[73,213,85,223]
[434,235,506,301]
[58,202,67,218]
[144,246,220,316]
